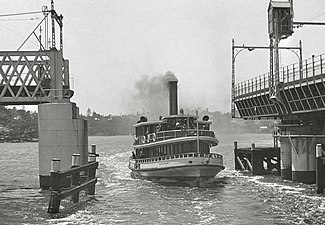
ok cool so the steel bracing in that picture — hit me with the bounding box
[234,53,325,119]
[0,49,72,105]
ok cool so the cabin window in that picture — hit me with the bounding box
[167,118,177,130]
[199,143,209,155]
[135,127,142,136]
[174,144,179,154]
[173,144,177,154]
[183,142,190,153]
[189,118,195,129]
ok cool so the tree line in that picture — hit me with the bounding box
[0,106,276,142]
[0,106,38,142]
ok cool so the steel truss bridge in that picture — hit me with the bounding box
[234,53,325,120]
[0,49,72,105]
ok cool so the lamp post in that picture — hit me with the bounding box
[231,39,256,118]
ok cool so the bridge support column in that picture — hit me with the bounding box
[279,136,292,180]
[291,137,316,184]
[38,102,88,189]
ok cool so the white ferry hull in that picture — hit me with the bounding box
[130,165,224,180]
[129,154,224,181]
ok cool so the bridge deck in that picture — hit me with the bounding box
[234,54,325,118]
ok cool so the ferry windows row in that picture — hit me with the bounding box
[133,142,210,159]
[134,153,222,164]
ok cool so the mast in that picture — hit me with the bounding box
[196,110,200,153]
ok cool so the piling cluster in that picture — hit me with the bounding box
[47,145,99,214]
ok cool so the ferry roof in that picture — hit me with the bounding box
[134,114,212,128]
[133,120,165,128]
[162,114,198,119]
[268,1,291,10]
[163,114,211,123]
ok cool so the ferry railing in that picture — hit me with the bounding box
[155,129,215,142]
[234,53,325,99]
[132,152,223,164]
[134,129,216,145]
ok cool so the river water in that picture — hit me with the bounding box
[1,133,325,224]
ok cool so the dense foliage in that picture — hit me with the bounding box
[81,110,139,136]
[0,106,38,142]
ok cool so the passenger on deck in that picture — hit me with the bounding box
[132,151,136,159]
[176,121,185,130]
[156,124,161,132]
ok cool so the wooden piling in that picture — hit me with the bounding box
[71,154,81,203]
[87,147,97,195]
[47,158,61,214]
[48,191,61,214]
[234,141,241,170]
[234,142,280,175]
[91,144,96,153]
[316,144,324,194]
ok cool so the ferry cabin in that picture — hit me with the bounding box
[132,115,217,159]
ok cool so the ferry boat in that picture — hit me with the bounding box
[128,75,224,183]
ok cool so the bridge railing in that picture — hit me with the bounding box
[235,53,325,98]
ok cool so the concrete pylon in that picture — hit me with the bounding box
[38,102,88,189]
[291,137,316,184]
[280,136,292,180]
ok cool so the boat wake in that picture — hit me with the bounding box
[131,172,228,188]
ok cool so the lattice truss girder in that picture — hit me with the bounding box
[234,53,325,118]
[0,50,69,104]
[235,79,325,118]
[235,94,278,118]
[282,81,325,112]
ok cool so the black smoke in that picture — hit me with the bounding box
[132,71,177,120]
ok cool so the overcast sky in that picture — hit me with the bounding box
[1,0,325,115]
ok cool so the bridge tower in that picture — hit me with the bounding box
[233,0,325,184]
[268,0,294,102]
[0,1,89,189]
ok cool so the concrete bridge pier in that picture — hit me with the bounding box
[291,137,316,184]
[38,102,88,189]
[279,136,292,180]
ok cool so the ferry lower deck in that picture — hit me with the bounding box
[129,152,224,180]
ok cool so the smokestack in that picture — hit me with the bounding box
[166,71,178,115]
